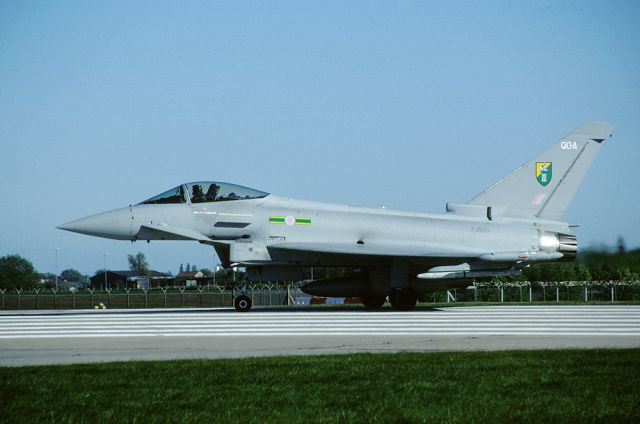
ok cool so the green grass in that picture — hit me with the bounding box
[1,350,639,423]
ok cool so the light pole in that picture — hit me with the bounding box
[103,252,109,291]
[55,248,60,289]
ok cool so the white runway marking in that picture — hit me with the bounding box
[1,305,639,339]
[2,306,639,365]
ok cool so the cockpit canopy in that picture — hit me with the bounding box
[140,182,269,205]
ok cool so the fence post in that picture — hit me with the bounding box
[499,285,504,303]
[161,288,168,308]
[198,287,204,307]
[0,288,5,310]
[72,290,76,309]
[556,285,559,303]
[125,288,131,308]
[519,285,522,302]
[179,287,185,307]
[106,288,112,309]
[221,285,226,307]
[611,282,615,303]
[16,288,22,310]
[52,288,58,310]
[34,288,40,310]
[584,285,588,303]
[247,284,255,305]
[144,288,148,308]
[529,283,532,303]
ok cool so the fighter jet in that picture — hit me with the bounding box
[58,122,613,311]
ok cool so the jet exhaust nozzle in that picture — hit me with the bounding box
[557,233,577,262]
[538,231,577,262]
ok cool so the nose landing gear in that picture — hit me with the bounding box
[234,294,252,312]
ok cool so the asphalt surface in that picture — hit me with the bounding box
[1,305,639,366]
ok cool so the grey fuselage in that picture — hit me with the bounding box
[59,121,612,299]
[59,193,572,292]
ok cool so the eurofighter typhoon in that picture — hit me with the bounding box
[58,122,612,311]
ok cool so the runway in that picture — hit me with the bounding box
[1,305,639,366]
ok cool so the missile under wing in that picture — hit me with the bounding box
[58,122,613,311]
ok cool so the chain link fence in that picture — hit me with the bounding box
[0,284,303,310]
[1,280,639,310]
[432,280,640,303]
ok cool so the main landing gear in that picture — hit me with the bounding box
[360,289,418,310]
[361,294,387,309]
[234,295,252,312]
[388,288,418,310]
[233,289,416,312]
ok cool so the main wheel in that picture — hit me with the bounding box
[234,295,252,312]
[389,288,417,310]
[361,295,387,309]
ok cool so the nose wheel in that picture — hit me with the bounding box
[234,295,252,312]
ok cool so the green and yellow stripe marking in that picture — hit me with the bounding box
[268,216,312,225]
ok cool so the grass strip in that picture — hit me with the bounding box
[1,349,639,423]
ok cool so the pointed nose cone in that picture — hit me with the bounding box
[57,207,133,240]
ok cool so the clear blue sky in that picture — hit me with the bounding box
[1,1,639,276]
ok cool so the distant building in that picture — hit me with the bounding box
[89,270,169,290]
[38,274,86,290]
[57,280,87,291]
[176,271,205,287]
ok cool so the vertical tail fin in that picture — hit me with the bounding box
[467,121,613,221]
